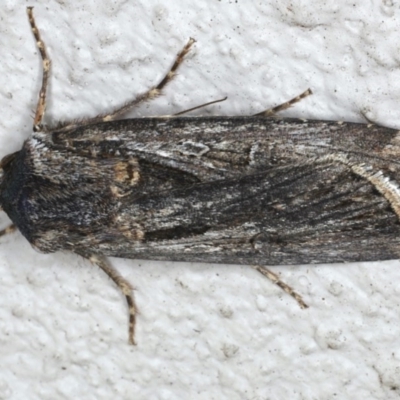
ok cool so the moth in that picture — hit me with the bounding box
[2,8,400,345]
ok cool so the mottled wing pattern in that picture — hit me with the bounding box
[17,116,400,264]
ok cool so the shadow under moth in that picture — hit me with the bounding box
[2,7,400,345]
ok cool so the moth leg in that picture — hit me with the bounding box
[172,96,227,116]
[87,254,137,345]
[0,225,16,238]
[58,38,196,133]
[359,110,376,125]
[100,38,196,121]
[253,265,308,309]
[27,7,51,132]
[253,88,312,117]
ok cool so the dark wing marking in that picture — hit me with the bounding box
[96,162,400,264]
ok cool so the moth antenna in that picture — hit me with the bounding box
[27,7,51,132]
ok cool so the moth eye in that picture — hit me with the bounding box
[0,152,17,169]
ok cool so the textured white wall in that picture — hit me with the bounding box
[1,1,400,399]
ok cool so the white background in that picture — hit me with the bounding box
[1,1,400,399]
